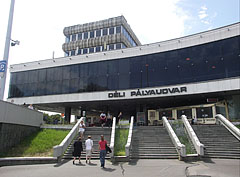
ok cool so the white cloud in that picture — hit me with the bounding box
[198,5,208,19]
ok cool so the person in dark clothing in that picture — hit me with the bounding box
[73,137,83,164]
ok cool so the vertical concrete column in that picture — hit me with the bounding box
[65,107,71,123]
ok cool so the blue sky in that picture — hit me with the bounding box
[0,0,239,99]
[178,0,239,36]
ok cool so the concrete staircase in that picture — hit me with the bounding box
[62,127,112,159]
[192,125,240,159]
[130,126,178,159]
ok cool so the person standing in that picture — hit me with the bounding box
[117,112,123,125]
[28,104,34,110]
[106,111,112,128]
[98,135,107,168]
[79,120,86,139]
[73,137,83,164]
[100,112,106,128]
[85,135,93,164]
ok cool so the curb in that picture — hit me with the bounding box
[0,157,58,167]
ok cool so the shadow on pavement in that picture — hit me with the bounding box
[200,158,215,164]
[88,162,97,166]
[128,159,139,166]
[75,163,86,166]
[54,159,70,167]
[101,167,116,172]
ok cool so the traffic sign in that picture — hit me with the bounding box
[0,60,7,73]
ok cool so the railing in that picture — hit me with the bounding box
[162,116,186,158]
[215,114,240,141]
[110,117,116,158]
[181,115,204,156]
[125,116,134,157]
[53,117,85,161]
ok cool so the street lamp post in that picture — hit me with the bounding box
[0,0,16,100]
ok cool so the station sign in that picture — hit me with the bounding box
[0,60,7,73]
[108,86,187,98]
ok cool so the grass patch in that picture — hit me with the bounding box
[114,128,129,156]
[1,129,69,157]
[236,125,240,129]
[171,121,195,154]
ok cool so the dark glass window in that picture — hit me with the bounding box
[116,26,121,33]
[8,36,240,98]
[38,69,46,82]
[196,107,213,118]
[109,44,114,50]
[159,110,172,120]
[71,50,75,56]
[109,27,114,34]
[28,70,38,83]
[96,29,101,37]
[72,34,76,41]
[78,33,82,40]
[90,31,94,38]
[89,47,94,53]
[116,43,121,49]
[77,49,82,55]
[62,66,70,80]
[177,109,192,119]
[70,65,79,79]
[103,28,108,36]
[83,48,88,54]
[96,46,101,52]
[84,32,88,39]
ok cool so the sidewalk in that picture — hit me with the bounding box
[0,159,239,177]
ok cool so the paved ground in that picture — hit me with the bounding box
[0,159,239,177]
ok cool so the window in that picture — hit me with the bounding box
[77,49,82,55]
[65,51,69,56]
[83,48,88,54]
[66,35,70,43]
[71,50,75,56]
[116,43,121,49]
[109,27,114,35]
[72,34,76,41]
[89,47,94,53]
[84,32,88,39]
[96,29,101,37]
[109,44,114,50]
[103,28,108,36]
[122,43,126,48]
[96,46,101,52]
[78,33,82,40]
[90,31,94,38]
[116,26,121,33]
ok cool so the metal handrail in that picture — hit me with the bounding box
[125,116,134,157]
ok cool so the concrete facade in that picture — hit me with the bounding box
[0,100,43,154]
[62,16,141,55]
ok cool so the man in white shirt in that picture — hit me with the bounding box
[85,135,93,164]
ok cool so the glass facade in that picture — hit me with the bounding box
[9,36,240,98]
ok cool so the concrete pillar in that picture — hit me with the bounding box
[65,107,71,123]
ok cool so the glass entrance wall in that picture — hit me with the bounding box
[9,36,240,98]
